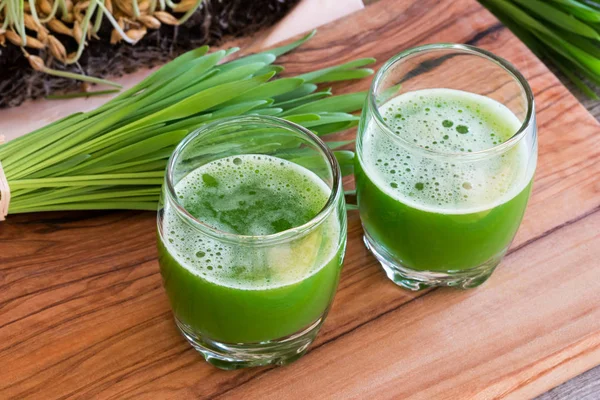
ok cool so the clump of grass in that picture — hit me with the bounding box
[0,31,374,216]
[481,0,600,99]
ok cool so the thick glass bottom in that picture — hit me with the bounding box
[176,317,323,370]
[363,230,504,291]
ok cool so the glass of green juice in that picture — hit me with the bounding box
[157,116,347,369]
[355,44,537,290]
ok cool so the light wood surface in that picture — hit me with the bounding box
[2,0,600,398]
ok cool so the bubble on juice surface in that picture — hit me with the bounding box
[362,88,532,214]
[162,154,341,290]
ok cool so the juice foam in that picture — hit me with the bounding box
[361,88,532,214]
[162,154,340,290]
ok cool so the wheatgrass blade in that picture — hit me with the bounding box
[65,130,190,175]
[295,58,376,83]
[273,83,318,103]
[334,150,355,176]
[546,50,600,99]
[144,63,269,113]
[246,108,284,116]
[282,92,368,115]
[512,0,600,39]
[109,46,210,104]
[218,78,305,105]
[274,90,333,110]
[547,0,600,22]
[311,121,358,136]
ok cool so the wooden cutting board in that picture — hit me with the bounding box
[2,0,600,398]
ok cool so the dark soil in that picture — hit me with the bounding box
[0,0,299,108]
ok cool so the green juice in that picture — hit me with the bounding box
[158,154,343,343]
[356,89,534,271]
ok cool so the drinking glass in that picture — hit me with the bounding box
[355,44,537,290]
[157,116,347,369]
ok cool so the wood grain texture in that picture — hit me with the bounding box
[1,0,600,398]
[219,211,600,400]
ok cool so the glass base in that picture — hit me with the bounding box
[176,317,323,370]
[363,232,502,291]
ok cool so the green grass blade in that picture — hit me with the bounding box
[28,154,91,179]
[580,0,600,11]
[260,30,316,57]
[210,100,272,118]
[91,151,173,174]
[376,84,402,105]
[143,62,268,113]
[254,65,284,76]
[108,160,168,174]
[312,121,358,136]
[66,130,189,174]
[19,188,161,208]
[274,90,333,111]
[145,45,210,83]
[309,68,374,84]
[299,112,360,128]
[281,92,367,115]
[486,0,600,73]
[216,53,277,74]
[283,114,322,124]
[246,108,284,116]
[552,29,600,58]
[5,103,139,178]
[10,202,157,213]
[482,0,545,56]
[548,0,600,22]
[108,45,210,103]
[536,30,600,80]
[326,140,355,149]
[138,50,228,103]
[11,178,163,189]
[128,73,274,128]
[295,58,376,83]
[10,111,157,179]
[334,150,355,176]
[83,123,168,160]
[545,49,599,99]
[512,0,600,39]
[46,90,120,100]
[161,114,214,132]
[272,83,318,103]
[218,78,304,106]
[13,186,98,205]
[0,113,87,161]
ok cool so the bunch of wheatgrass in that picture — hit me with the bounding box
[481,0,600,98]
[0,31,374,218]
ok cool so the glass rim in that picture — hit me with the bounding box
[165,115,342,245]
[368,43,535,159]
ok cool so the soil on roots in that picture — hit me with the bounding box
[0,0,299,108]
